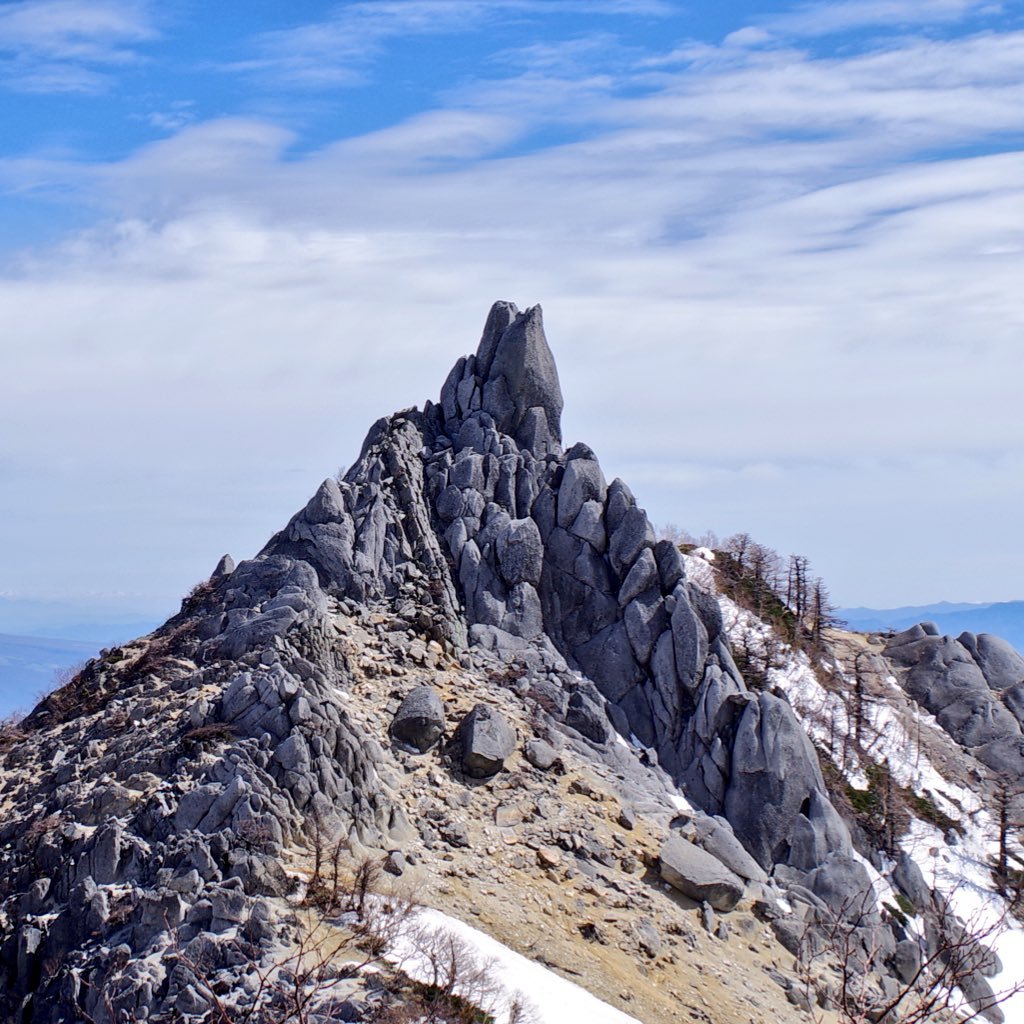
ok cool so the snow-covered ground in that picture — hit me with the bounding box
[385,905,641,1024]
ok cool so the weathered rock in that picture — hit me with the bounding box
[524,738,558,770]
[892,939,921,984]
[689,813,769,884]
[391,685,446,752]
[495,518,544,588]
[659,835,745,911]
[457,704,516,778]
[565,690,610,744]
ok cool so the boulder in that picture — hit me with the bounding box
[690,813,769,884]
[458,704,516,778]
[495,519,544,587]
[391,686,446,753]
[557,456,607,529]
[565,690,610,744]
[659,835,745,911]
[480,304,563,445]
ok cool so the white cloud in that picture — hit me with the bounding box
[0,0,157,93]
[3,18,1024,607]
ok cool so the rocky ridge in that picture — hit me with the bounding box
[0,302,1003,1023]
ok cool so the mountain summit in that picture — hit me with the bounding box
[0,303,1016,1023]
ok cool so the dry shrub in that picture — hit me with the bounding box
[0,713,25,755]
[181,722,238,753]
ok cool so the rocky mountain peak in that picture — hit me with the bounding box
[2,302,1017,1024]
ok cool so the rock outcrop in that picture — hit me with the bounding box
[886,623,1024,776]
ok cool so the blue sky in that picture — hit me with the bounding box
[2,0,1024,622]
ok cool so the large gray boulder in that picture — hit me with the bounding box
[724,692,848,871]
[495,518,544,588]
[690,813,769,884]
[391,686,446,753]
[458,704,516,778]
[659,835,745,911]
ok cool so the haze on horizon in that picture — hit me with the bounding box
[2,0,1024,625]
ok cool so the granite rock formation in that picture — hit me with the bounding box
[0,302,958,1023]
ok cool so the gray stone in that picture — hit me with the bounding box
[635,918,662,958]
[724,693,846,872]
[690,814,769,884]
[659,835,745,911]
[384,851,407,876]
[557,457,607,529]
[391,686,446,753]
[524,738,559,770]
[604,478,635,534]
[893,852,932,912]
[569,499,606,552]
[806,854,877,921]
[608,505,655,577]
[889,633,1024,755]
[565,690,610,744]
[495,518,544,587]
[654,539,685,595]
[175,786,220,832]
[303,478,346,525]
[575,620,645,703]
[893,939,922,984]
[458,704,516,778]
[624,589,668,666]
[965,633,1024,690]
[274,732,311,772]
[212,553,235,578]
[619,548,658,608]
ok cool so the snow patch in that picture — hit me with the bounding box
[385,905,642,1024]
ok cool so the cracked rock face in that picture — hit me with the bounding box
[0,301,881,1024]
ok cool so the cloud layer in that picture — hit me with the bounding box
[2,1,1023,611]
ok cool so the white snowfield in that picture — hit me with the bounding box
[384,905,642,1024]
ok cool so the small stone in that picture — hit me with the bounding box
[537,848,561,869]
[384,852,407,876]
[524,738,558,770]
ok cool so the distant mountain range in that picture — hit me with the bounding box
[837,600,1024,654]
[0,633,102,717]
[0,599,163,716]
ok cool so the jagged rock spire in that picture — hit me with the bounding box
[440,301,563,455]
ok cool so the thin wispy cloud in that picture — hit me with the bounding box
[231,0,674,88]
[0,0,157,93]
[762,0,1000,37]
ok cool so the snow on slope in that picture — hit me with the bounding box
[386,905,641,1024]
[681,552,1024,1021]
